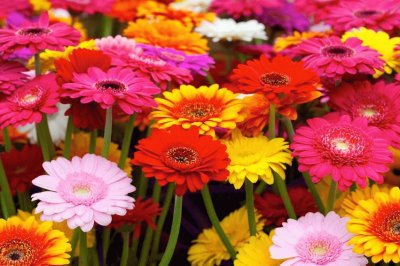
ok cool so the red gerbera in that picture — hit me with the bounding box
[132,126,230,196]
[1,145,43,195]
[255,186,318,226]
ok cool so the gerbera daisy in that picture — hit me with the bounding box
[294,36,384,80]
[110,197,162,239]
[195,18,267,43]
[321,0,400,34]
[270,212,367,265]
[274,31,328,52]
[0,12,80,55]
[0,60,28,95]
[151,84,243,137]
[0,73,60,128]
[95,35,141,59]
[237,93,270,137]
[329,80,400,149]
[123,19,209,54]
[291,113,393,191]
[32,154,136,232]
[222,130,292,189]
[342,27,400,77]
[188,206,264,266]
[209,0,281,19]
[385,147,400,187]
[132,126,230,196]
[255,186,317,226]
[231,54,321,120]
[1,144,43,196]
[234,232,282,266]
[50,0,114,14]
[170,0,212,13]
[348,187,400,263]
[293,0,339,22]
[0,216,71,265]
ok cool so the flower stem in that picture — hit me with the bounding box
[158,195,183,266]
[63,116,74,159]
[245,179,257,236]
[36,122,50,161]
[101,16,113,37]
[41,115,55,158]
[101,108,113,158]
[302,172,326,213]
[79,229,88,266]
[206,72,216,86]
[34,53,41,76]
[268,104,276,139]
[102,228,111,264]
[70,228,79,258]
[118,114,135,169]
[2,127,11,152]
[0,159,15,217]
[89,130,97,154]
[201,185,237,259]
[281,116,294,142]
[17,191,33,212]
[120,232,130,266]
[326,180,337,213]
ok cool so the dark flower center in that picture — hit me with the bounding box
[8,251,22,261]
[354,10,380,18]
[322,45,354,58]
[95,80,126,93]
[0,240,32,265]
[17,27,50,36]
[370,206,400,242]
[164,146,200,170]
[259,72,290,87]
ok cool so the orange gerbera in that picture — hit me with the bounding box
[231,55,321,120]
[237,94,270,137]
[274,31,329,52]
[123,19,209,54]
[108,0,147,22]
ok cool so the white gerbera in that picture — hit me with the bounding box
[170,0,212,13]
[195,18,267,42]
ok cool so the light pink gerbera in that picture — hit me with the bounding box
[0,60,28,95]
[294,36,384,81]
[210,0,281,19]
[62,67,160,114]
[50,0,114,14]
[270,212,368,266]
[321,0,400,34]
[291,113,393,191]
[32,154,135,232]
[329,81,400,149]
[294,0,339,22]
[0,73,59,128]
[95,35,142,59]
[0,12,80,55]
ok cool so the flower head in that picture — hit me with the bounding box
[210,0,281,19]
[108,0,146,22]
[270,212,368,265]
[32,154,136,232]
[132,126,230,195]
[50,0,114,14]
[95,35,141,59]
[291,113,393,191]
[0,60,28,95]
[223,130,291,189]
[0,216,71,265]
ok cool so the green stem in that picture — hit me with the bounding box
[206,72,216,85]
[0,159,15,217]
[89,130,97,154]
[0,193,9,218]
[201,185,237,259]
[41,115,55,158]
[326,180,337,213]
[102,228,111,264]
[159,196,183,266]
[70,228,79,258]
[2,128,11,152]
[101,108,113,158]
[36,122,50,161]
[101,16,113,37]
[281,117,294,143]
[245,180,257,236]
[274,173,297,219]
[120,232,130,266]
[118,115,135,169]
[128,236,139,265]
[79,229,88,266]
[254,182,267,195]
[17,191,33,212]
[63,116,73,159]
[34,53,41,76]
[302,172,326,213]
[268,104,276,139]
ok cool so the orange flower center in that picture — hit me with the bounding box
[259,72,290,87]
[369,203,400,242]
[174,101,219,121]
[0,240,33,265]
[164,146,200,170]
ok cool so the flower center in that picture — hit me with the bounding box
[315,125,371,166]
[296,232,342,264]
[163,146,200,170]
[15,86,44,109]
[0,240,33,265]
[322,45,354,58]
[369,203,400,242]
[259,72,290,87]
[17,27,51,36]
[354,10,380,18]
[174,101,219,121]
[160,51,186,62]
[95,80,127,93]
[351,97,390,128]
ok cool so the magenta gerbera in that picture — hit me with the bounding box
[32,154,135,232]
[294,36,384,80]
[210,0,281,19]
[0,73,59,128]
[270,212,368,266]
[293,0,339,22]
[50,0,114,14]
[62,67,160,114]
[291,113,393,191]
[0,60,28,95]
[0,12,80,55]
[329,81,400,149]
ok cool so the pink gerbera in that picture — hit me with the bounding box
[50,0,114,14]
[0,0,31,19]
[62,67,160,114]
[210,0,281,19]
[329,81,400,149]
[270,212,368,266]
[0,73,59,128]
[291,113,393,191]
[95,35,142,59]
[0,60,28,95]
[294,36,384,81]
[294,0,339,22]
[0,12,80,55]
[321,0,400,34]
[32,154,135,232]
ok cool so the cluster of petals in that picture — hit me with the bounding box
[50,0,115,14]
[210,0,281,19]
[0,59,28,95]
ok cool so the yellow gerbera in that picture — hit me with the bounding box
[123,18,209,54]
[274,31,328,52]
[188,206,264,266]
[0,216,71,265]
[348,187,400,263]
[29,0,51,12]
[234,232,282,266]
[222,130,292,189]
[59,132,132,176]
[342,27,400,77]
[152,84,243,137]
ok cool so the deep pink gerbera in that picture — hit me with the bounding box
[291,113,393,191]
[210,0,281,19]
[321,0,400,34]
[0,73,59,128]
[62,67,160,114]
[50,0,115,14]
[294,0,340,22]
[329,81,400,149]
[294,36,384,81]
[0,60,28,95]
[0,12,80,55]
